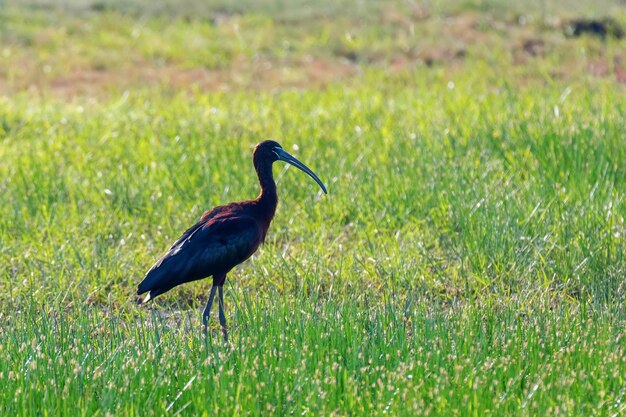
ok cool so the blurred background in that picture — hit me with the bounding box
[1,0,624,97]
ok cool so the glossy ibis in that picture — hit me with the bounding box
[137,140,327,340]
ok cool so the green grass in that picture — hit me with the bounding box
[1,1,626,416]
[2,300,626,416]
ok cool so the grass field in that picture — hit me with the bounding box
[1,0,626,415]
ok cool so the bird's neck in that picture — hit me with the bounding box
[254,160,278,222]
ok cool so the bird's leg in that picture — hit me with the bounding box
[202,286,218,331]
[217,286,228,342]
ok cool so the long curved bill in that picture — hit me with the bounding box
[274,147,328,194]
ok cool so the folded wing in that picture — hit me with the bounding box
[137,214,262,300]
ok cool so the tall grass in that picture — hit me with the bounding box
[2,76,624,306]
[1,1,626,415]
[2,298,625,416]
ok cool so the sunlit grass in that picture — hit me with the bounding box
[2,299,625,416]
[2,77,624,305]
[1,1,626,415]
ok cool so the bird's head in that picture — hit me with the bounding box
[254,140,327,194]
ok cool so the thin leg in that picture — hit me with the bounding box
[202,286,217,330]
[218,286,228,342]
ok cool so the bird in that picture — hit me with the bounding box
[137,140,327,341]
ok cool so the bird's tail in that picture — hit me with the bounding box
[137,257,176,304]
[137,283,165,304]
[139,291,153,304]
[137,271,159,304]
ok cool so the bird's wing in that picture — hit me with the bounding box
[163,205,227,253]
[137,214,262,296]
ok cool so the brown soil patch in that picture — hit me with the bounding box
[6,56,360,98]
[588,56,626,84]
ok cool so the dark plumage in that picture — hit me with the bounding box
[137,140,327,340]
